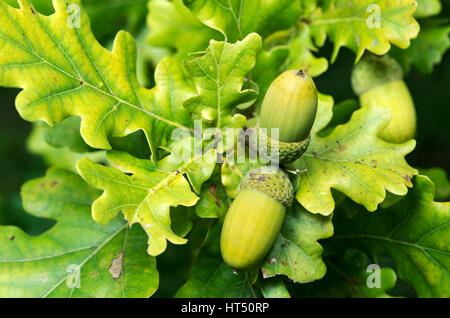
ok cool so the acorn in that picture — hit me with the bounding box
[257,69,318,163]
[351,54,417,143]
[220,166,293,270]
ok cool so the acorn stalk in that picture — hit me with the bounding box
[220,166,293,270]
[258,70,318,163]
[351,54,417,143]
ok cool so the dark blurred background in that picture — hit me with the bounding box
[0,0,449,297]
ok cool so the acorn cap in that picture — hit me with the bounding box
[351,54,404,96]
[240,166,294,207]
[257,124,310,164]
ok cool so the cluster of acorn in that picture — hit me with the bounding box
[220,54,416,271]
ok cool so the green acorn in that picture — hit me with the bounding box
[258,69,318,163]
[220,166,293,270]
[351,54,417,143]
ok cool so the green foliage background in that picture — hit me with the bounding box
[0,0,449,298]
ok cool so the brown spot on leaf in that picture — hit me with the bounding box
[269,257,277,264]
[31,8,35,15]
[109,250,124,280]
[209,184,222,208]
[404,175,412,183]
[50,180,59,188]
[90,271,98,277]
[10,236,15,241]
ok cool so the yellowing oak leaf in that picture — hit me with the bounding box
[0,0,194,161]
[332,176,450,297]
[183,32,261,129]
[291,104,418,215]
[392,21,450,74]
[77,138,216,256]
[147,0,221,59]
[287,23,328,77]
[309,0,420,62]
[0,168,158,298]
[262,202,334,283]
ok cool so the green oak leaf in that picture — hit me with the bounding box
[291,104,418,215]
[171,206,194,238]
[183,33,261,129]
[317,99,360,137]
[157,137,217,194]
[261,202,334,283]
[294,249,397,298]
[287,23,328,77]
[252,46,289,112]
[392,21,450,74]
[40,114,150,160]
[184,0,301,42]
[221,158,264,199]
[27,123,106,172]
[109,130,152,160]
[415,0,442,18]
[259,277,291,298]
[175,220,256,298]
[78,0,148,43]
[331,175,450,297]
[309,92,335,136]
[147,0,221,59]
[420,167,450,201]
[0,0,193,161]
[77,138,216,256]
[195,170,230,218]
[256,24,328,109]
[309,0,420,62]
[0,168,158,298]
[44,117,92,153]
[134,27,172,88]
